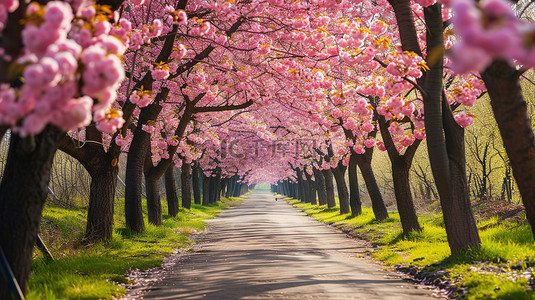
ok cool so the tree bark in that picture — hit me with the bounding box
[304,171,317,205]
[221,177,228,199]
[165,165,179,216]
[392,158,421,232]
[332,162,350,214]
[125,104,162,233]
[355,153,389,221]
[192,162,202,204]
[422,4,480,252]
[296,169,306,202]
[290,182,297,199]
[226,175,235,198]
[378,116,421,232]
[59,126,121,242]
[203,173,210,205]
[481,60,535,239]
[181,162,192,209]
[348,155,362,216]
[321,168,337,208]
[85,164,119,240]
[0,126,63,298]
[213,169,222,203]
[313,168,327,205]
[144,173,162,226]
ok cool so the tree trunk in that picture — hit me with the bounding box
[226,175,235,198]
[59,125,122,242]
[332,162,350,214]
[0,126,63,298]
[192,163,202,204]
[378,115,421,232]
[165,165,179,216]
[125,105,160,233]
[144,173,162,226]
[290,182,297,199]
[233,176,243,197]
[208,175,216,204]
[213,170,222,203]
[221,177,228,199]
[296,169,306,202]
[203,173,210,205]
[348,155,362,216]
[321,168,336,208]
[356,154,389,221]
[391,158,421,233]
[304,171,317,205]
[422,4,480,252]
[313,168,327,205]
[85,164,119,241]
[481,60,535,239]
[181,162,192,209]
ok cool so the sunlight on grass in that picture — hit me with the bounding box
[289,197,535,299]
[28,195,243,300]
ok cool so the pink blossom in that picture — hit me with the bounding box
[364,138,376,148]
[388,122,404,136]
[157,140,167,150]
[130,0,145,6]
[362,122,374,132]
[343,117,358,130]
[115,136,128,147]
[316,16,330,27]
[377,142,386,151]
[370,20,387,35]
[401,102,415,116]
[142,124,156,134]
[353,144,365,154]
[176,10,187,25]
[23,58,60,90]
[414,0,436,7]
[54,96,93,130]
[454,111,474,128]
[44,2,73,31]
[19,113,48,137]
[400,135,415,147]
[449,42,492,74]
[152,66,170,80]
[414,129,426,140]
[137,95,153,107]
[199,21,211,36]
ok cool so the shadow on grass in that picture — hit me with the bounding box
[318,207,339,213]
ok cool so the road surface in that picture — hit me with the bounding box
[141,190,437,299]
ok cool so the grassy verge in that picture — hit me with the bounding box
[287,198,535,299]
[28,195,243,300]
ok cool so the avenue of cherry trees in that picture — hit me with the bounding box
[1,0,535,297]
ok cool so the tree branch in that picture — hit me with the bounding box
[192,100,254,113]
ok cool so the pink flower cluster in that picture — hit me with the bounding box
[453,111,474,128]
[450,0,535,73]
[385,51,426,80]
[377,97,415,120]
[0,2,126,136]
[130,89,153,108]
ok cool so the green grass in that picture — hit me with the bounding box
[289,199,535,299]
[28,195,243,299]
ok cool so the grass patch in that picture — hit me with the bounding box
[29,195,243,299]
[289,198,535,298]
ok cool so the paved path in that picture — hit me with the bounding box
[142,190,437,299]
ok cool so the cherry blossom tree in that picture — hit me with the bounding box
[0,1,127,296]
[448,0,535,240]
